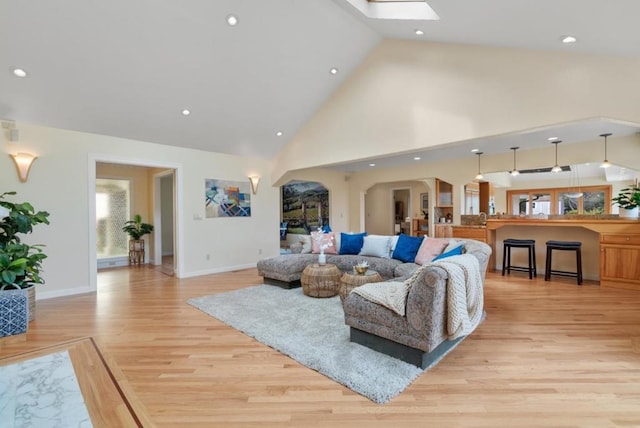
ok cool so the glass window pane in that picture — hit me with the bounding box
[531,193,551,215]
[96,179,131,259]
[558,193,580,215]
[511,194,529,215]
[583,191,605,214]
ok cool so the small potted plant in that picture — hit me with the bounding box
[611,184,640,218]
[122,214,154,264]
[0,191,50,321]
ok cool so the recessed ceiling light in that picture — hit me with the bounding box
[369,163,376,167]
[561,35,577,44]
[415,29,424,36]
[12,68,28,78]
[181,109,191,116]
[276,131,283,137]
[470,148,479,153]
[226,14,238,26]
[547,136,559,141]
[330,67,339,75]
[413,156,421,161]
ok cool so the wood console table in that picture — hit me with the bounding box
[485,218,640,290]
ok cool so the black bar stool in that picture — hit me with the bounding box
[502,239,537,279]
[544,240,583,285]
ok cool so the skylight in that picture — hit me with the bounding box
[345,0,439,21]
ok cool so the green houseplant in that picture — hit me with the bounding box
[0,191,50,290]
[122,214,153,265]
[611,185,640,218]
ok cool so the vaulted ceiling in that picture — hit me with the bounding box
[2,1,640,162]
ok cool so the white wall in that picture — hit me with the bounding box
[273,39,640,182]
[1,123,277,299]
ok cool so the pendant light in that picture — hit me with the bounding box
[599,133,612,168]
[551,140,563,173]
[566,164,583,198]
[509,146,520,176]
[475,152,484,181]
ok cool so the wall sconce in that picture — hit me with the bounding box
[10,152,37,182]
[248,175,260,195]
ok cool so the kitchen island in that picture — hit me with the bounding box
[485,217,640,290]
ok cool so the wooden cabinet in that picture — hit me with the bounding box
[434,224,452,238]
[436,179,453,207]
[452,227,487,243]
[412,219,429,237]
[600,233,640,290]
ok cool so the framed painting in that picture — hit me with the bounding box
[205,179,251,218]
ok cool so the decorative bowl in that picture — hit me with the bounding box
[354,265,368,275]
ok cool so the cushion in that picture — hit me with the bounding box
[339,232,367,255]
[311,231,337,254]
[391,234,424,263]
[444,239,463,254]
[298,235,312,254]
[389,235,399,258]
[359,235,392,259]
[414,238,449,265]
[432,244,464,261]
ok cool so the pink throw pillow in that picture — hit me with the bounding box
[310,231,338,254]
[414,238,449,265]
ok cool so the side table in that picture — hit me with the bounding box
[301,263,342,298]
[339,270,384,302]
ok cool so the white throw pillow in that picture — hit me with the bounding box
[299,235,312,254]
[359,235,391,259]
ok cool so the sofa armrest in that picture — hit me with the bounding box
[405,266,448,348]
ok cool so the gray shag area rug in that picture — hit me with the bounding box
[188,285,460,403]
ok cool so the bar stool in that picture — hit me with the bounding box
[502,239,537,279]
[544,240,583,285]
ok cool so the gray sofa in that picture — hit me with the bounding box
[257,253,409,288]
[342,239,491,368]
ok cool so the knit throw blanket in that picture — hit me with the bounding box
[351,254,484,340]
[432,254,484,340]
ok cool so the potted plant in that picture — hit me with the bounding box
[122,214,154,264]
[611,184,640,218]
[0,191,50,321]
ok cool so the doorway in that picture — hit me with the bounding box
[392,188,411,235]
[88,155,182,293]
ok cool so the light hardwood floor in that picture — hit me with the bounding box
[2,267,640,427]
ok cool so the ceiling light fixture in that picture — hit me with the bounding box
[551,140,563,173]
[330,67,339,75]
[369,163,376,167]
[547,136,558,141]
[12,68,28,78]
[415,29,424,35]
[566,164,583,199]
[181,109,191,116]
[276,131,283,137]
[226,14,239,26]
[561,35,577,44]
[475,152,484,181]
[599,132,612,168]
[470,148,479,153]
[509,146,520,176]
[413,156,421,161]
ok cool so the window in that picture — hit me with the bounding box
[96,178,131,259]
[507,185,610,215]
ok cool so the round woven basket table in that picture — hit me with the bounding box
[301,263,342,298]
[339,270,384,303]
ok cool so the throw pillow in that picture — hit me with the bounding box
[389,235,400,258]
[391,234,424,263]
[414,237,449,265]
[444,239,462,254]
[432,244,464,261]
[339,232,367,255]
[359,235,392,259]
[310,231,337,254]
[299,235,312,254]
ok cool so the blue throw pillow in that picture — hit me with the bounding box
[391,233,424,263]
[339,232,367,255]
[432,244,464,261]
